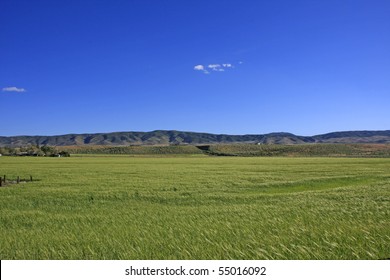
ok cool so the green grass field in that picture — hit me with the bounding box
[0,156,389,259]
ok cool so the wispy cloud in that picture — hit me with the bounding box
[208,64,225,72]
[194,62,238,74]
[2,86,26,92]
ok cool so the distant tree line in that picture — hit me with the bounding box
[0,145,70,157]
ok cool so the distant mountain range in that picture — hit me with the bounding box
[1,130,390,147]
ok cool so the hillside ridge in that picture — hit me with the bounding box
[1,130,389,147]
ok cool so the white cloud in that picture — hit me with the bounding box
[2,87,26,92]
[194,62,238,74]
[208,64,221,70]
[194,64,210,74]
[194,65,205,71]
[209,64,228,72]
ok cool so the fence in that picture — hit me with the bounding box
[0,175,33,187]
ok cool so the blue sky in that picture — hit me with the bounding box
[1,0,389,136]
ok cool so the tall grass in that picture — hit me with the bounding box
[0,156,389,259]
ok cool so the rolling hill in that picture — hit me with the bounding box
[0,130,390,147]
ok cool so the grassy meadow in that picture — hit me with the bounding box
[0,155,389,259]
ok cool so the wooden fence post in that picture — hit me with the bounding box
[30,175,33,182]
[17,176,20,184]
